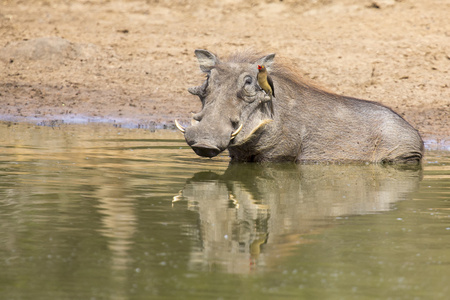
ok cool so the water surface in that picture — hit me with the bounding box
[0,123,449,299]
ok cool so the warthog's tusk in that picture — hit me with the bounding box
[230,124,243,140]
[174,119,186,133]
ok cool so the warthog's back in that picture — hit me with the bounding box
[294,93,424,164]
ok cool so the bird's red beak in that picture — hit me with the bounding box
[257,65,262,70]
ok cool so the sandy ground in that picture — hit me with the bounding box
[0,0,449,145]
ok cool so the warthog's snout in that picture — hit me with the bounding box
[190,143,221,158]
[175,120,243,158]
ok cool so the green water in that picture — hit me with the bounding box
[0,122,449,299]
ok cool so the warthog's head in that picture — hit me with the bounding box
[176,50,276,158]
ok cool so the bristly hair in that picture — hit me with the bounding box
[271,57,332,94]
[220,50,329,93]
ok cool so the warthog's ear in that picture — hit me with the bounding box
[257,53,276,71]
[194,49,219,73]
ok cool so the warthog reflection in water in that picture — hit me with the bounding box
[176,50,423,164]
[173,163,421,274]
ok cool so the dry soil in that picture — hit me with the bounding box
[0,0,449,146]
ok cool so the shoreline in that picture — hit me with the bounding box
[1,115,448,152]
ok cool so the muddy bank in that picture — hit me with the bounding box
[0,0,448,147]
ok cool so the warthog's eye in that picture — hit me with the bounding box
[244,75,253,86]
[238,75,257,101]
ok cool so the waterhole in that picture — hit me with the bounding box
[0,123,449,299]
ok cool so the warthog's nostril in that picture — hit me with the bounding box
[191,143,221,158]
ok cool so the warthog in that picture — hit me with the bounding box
[176,50,424,164]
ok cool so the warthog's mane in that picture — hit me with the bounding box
[222,50,393,110]
[222,50,329,94]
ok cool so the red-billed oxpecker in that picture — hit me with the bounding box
[257,65,275,117]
